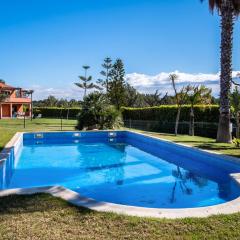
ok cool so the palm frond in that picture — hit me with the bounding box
[201,0,240,15]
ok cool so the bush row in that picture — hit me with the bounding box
[33,107,81,119]
[121,105,220,123]
[124,120,219,138]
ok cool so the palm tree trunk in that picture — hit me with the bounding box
[175,107,181,136]
[236,114,240,138]
[216,1,234,143]
[236,123,240,139]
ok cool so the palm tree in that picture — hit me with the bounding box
[201,0,240,143]
[188,85,212,136]
[75,66,102,99]
[169,73,190,136]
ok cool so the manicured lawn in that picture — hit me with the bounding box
[1,119,240,239]
[1,194,240,240]
[0,118,76,151]
[131,130,240,158]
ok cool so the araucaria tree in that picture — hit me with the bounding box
[188,85,212,136]
[169,73,190,136]
[108,59,126,110]
[98,57,112,92]
[201,0,240,143]
[75,65,101,98]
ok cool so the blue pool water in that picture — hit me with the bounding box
[1,131,240,208]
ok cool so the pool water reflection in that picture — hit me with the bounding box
[5,140,240,208]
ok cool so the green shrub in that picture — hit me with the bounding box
[76,92,123,130]
[121,105,219,123]
[233,138,240,148]
[33,107,81,118]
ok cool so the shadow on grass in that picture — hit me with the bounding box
[173,140,214,144]
[194,143,240,158]
[197,143,236,151]
[0,193,92,216]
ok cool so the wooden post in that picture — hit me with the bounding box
[10,103,12,118]
[30,92,33,121]
[24,114,26,128]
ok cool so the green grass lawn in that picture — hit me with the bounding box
[130,130,240,158]
[1,119,240,239]
[1,194,240,240]
[0,118,76,151]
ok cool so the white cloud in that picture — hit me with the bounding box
[126,70,240,96]
[31,84,85,100]
[29,71,240,100]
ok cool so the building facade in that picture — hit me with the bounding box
[0,82,32,119]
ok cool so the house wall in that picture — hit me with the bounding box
[0,83,32,118]
[2,104,11,117]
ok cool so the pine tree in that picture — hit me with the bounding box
[108,59,126,110]
[75,65,101,98]
[97,57,112,92]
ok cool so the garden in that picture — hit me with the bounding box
[1,0,240,239]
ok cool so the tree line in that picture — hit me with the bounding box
[74,57,218,108]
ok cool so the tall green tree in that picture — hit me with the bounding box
[97,57,112,92]
[124,83,140,107]
[201,0,240,143]
[108,59,126,110]
[75,65,101,98]
[188,85,212,136]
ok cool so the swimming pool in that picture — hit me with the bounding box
[1,131,240,217]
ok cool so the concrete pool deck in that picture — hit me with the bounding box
[1,131,240,219]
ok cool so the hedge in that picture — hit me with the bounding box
[121,105,220,123]
[34,105,220,122]
[33,107,81,119]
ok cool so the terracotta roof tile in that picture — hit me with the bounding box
[0,82,15,89]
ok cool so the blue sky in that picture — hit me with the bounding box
[1,0,240,99]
